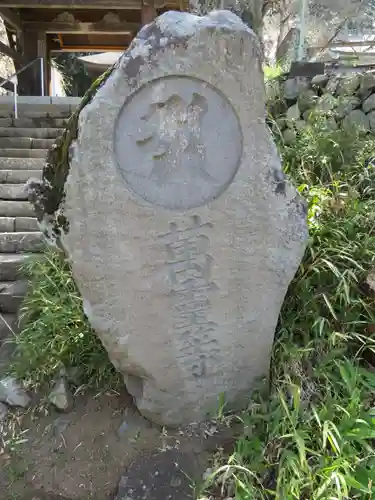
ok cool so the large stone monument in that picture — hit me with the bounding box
[32,10,308,426]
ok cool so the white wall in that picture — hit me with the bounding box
[50,65,66,97]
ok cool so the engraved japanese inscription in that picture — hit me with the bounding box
[59,9,309,426]
[158,215,220,378]
[114,76,243,210]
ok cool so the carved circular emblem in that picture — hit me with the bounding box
[114,76,243,210]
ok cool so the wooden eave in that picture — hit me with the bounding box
[0,0,188,51]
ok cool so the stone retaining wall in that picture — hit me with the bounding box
[273,72,375,144]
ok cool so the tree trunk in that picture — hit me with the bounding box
[238,0,264,37]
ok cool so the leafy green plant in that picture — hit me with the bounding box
[53,53,96,97]
[264,64,288,128]
[264,64,285,82]
[11,250,119,388]
[11,63,375,499]
[200,108,375,499]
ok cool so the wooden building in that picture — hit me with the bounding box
[0,0,189,95]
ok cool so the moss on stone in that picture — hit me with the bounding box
[30,67,114,240]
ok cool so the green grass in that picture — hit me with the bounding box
[199,117,375,499]
[10,68,375,499]
[263,64,285,82]
[11,250,119,388]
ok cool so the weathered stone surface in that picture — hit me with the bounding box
[14,217,39,232]
[336,74,361,96]
[0,313,17,342]
[0,148,47,159]
[0,169,43,184]
[0,280,28,313]
[0,315,17,377]
[0,137,55,150]
[0,376,30,407]
[115,448,201,500]
[295,120,306,131]
[34,11,308,426]
[336,97,360,120]
[342,109,370,133]
[311,74,329,88]
[0,157,45,170]
[0,401,7,421]
[283,128,297,144]
[361,267,375,298]
[284,77,310,100]
[0,253,40,281]
[368,110,375,132]
[324,117,338,131]
[0,183,28,200]
[286,103,300,121]
[325,75,340,95]
[0,215,38,233]
[0,200,35,217]
[297,89,317,113]
[275,117,287,131]
[315,94,338,113]
[363,93,375,114]
[0,232,44,253]
[48,378,72,412]
[358,74,375,99]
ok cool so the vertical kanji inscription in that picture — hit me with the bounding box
[158,215,220,378]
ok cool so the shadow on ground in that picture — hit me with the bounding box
[0,388,240,500]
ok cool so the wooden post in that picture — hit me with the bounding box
[46,35,53,97]
[37,31,48,95]
[18,30,38,95]
[141,0,157,26]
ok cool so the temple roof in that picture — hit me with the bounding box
[0,1,188,52]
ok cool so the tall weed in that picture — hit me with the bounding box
[11,250,119,388]
[201,117,375,499]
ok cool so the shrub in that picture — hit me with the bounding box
[11,250,119,388]
[200,116,375,499]
[11,68,375,499]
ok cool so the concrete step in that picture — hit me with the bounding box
[0,232,44,253]
[0,313,17,342]
[0,96,80,118]
[0,149,47,158]
[0,104,76,118]
[0,201,34,217]
[0,117,68,128]
[0,127,63,139]
[0,170,42,184]
[0,184,28,200]
[0,137,55,149]
[0,253,41,281]
[0,217,38,232]
[0,312,17,376]
[0,157,45,170]
[0,169,43,184]
[0,110,72,120]
[0,280,28,313]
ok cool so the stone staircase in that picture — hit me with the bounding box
[0,96,80,371]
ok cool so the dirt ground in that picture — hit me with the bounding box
[0,387,239,500]
[0,316,238,500]
[1,388,162,499]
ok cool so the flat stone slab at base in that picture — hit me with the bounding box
[20,494,72,500]
[115,449,200,500]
